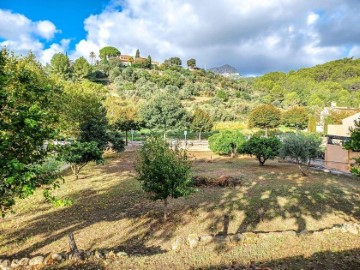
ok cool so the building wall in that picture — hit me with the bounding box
[325,144,359,172]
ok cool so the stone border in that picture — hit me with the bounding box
[173,222,360,250]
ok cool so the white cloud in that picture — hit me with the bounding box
[70,0,357,74]
[0,9,62,64]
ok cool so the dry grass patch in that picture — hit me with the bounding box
[0,150,360,269]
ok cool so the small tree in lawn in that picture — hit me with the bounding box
[344,120,360,176]
[208,130,246,157]
[279,133,321,176]
[135,137,194,221]
[60,141,103,180]
[240,136,281,166]
[114,119,142,145]
[191,108,213,140]
[248,104,281,135]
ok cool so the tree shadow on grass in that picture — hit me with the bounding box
[194,247,360,270]
[45,260,106,270]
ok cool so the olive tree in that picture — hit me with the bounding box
[135,137,194,221]
[279,133,321,175]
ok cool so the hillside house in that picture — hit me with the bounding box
[119,55,133,65]
[325,112,360,172]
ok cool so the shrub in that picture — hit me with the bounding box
[241,136,282,165]
[208,130,246,157]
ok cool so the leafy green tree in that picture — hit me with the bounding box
[50,53,71,79]
[279,133,321,175]
[0,50,61,216]
[135,49,140,58]
[135,137,193,220]
[208,130,246,157]
[114,119,142,145]
[99,46,120,61]
[140,93,189,134]
[344,120,360,176]
[248,104,281,133]
[191,108,213,140]
[240,136,281,165]
[282,106,309,130]
[59,142,103,180]
[187,58,196,68]
[72,56,91,78]
[164,57,182,66]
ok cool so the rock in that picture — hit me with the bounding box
[199,234,213,244]
[171,238,182,251]
[29,256,44,266]
[10,259,19,268]
[299,229,308,236]
[187,234,199,249]
[51,253,63,262]
[342,223,359,234]
[106,251,116,259]
[17,257,29,266]
[116,251,128,257]
[1,260,10,268]
[94,250,104,259]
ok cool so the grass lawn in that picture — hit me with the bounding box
[1,149,360,269]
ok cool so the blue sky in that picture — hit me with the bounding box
[1,0,110,50]
[0,0,359,75]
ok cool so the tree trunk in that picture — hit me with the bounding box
[298,161,307,176]
[125,130,128,146]
[258,157,265,166]
[163,198,168,221]
[68,232,83,260]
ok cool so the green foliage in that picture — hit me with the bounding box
[187,58,196,68]
[248,104,281,129]
[344,119,360,175]
[99,46,120,61]
[164,57,182,66]
[191,108,213,140]
[50,53,71,79]
[59,141,103,180]
[279,133,321,175]
[0,50,60,215]
[135,49,140,58]
[135,137,194,220]
[241,136,281,165]
[114,119,142,145]
[307,115,317,133]
[107,130,125,152]
[282,106,309,129]
[73,56,91,78]
[140,93,189,132]
[208,130,246,156]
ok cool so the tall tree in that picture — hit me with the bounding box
[99,46,120,61]
[248,104,281,134]
[135,49,140,58]
[187,58,196,68]
[282,106,309,130]
[191,108,213,140]
[50,52,71,79]
[135,137,193,221]
[0,50,60,216]
[73,56,91,79]
[140,93,189,134]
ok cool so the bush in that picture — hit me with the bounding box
[241,136,282,165]
[208,130,246,157]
